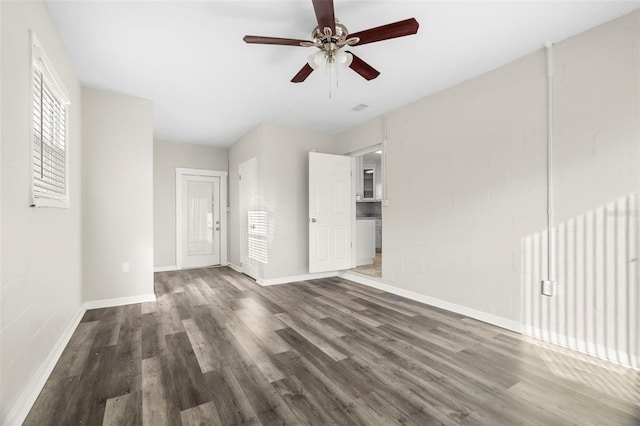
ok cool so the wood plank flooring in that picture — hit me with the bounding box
[25,267,640,425]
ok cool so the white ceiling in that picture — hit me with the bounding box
[45,1,639,147]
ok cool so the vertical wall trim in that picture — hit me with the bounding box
[546,43,555,281]
[382,113,389,204]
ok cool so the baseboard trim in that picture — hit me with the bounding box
[356,258,374,267]
[82,293,157,310]
[339,271,640,371]
[3,291,160,426]
[227,263,242,273]
[2,305,85,426]
[154,265,178,272]
[524,326,640,371]
[258,271,338,286]
[338,271,522,333]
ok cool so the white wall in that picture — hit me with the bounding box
[339,116,384,156]
[339,49,548,322]
[553,10,639,223]
[82,88,154,301]
[0,1,82,422]
[228,123,336,281]
[153,140,228,268]
[261,123,336,280]
[336,10,640,366]
[523,11,640,367]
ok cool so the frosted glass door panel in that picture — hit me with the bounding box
[180,175,220,268]
[187,181,214,256]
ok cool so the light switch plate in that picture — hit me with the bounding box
[122,262,130,273]
[541,280,554,296]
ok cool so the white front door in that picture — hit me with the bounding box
[180,174,221,268]
[239,158,259,279]
[309,152,352,273]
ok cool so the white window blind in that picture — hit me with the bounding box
[31,32,70,207]
[248,210,269,263]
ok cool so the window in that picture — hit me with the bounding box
[30,32,70,208]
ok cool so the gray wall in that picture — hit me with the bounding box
[0,1,83,421]
[336,11,640,364]
[228,123,336,281]
[82,88,154,301]
[153,140,228,268]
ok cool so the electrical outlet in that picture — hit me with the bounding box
[122,262,130,273]
[382,200,390,207]
[541,280,554,296]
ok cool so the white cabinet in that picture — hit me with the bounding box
[362,160,376,200]
[355,156,364,199]
[355,152,382,201]
[362,158,381,200]
[356,219,376,266]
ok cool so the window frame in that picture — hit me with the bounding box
[30,31,71,208]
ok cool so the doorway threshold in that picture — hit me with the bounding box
[350,253,381,278]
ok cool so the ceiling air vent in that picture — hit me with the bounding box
[352,104,369,112]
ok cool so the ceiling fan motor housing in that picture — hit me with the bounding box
[312,22,359,54]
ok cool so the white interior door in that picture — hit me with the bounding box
[239,158,258,279]
[309,152,352,273]
[180,175,221,268]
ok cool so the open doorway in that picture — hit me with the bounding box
[350,146,383,278]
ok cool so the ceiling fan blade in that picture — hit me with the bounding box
[347,52,380,81]
[312,0,336,35]
[291,63,315,83]
[348,18,419,46]
[243,35,310,46]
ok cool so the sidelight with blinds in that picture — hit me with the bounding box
[30,32,70,208]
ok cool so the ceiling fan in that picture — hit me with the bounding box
[243,0,419,83]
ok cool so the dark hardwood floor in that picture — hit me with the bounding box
[26,267,640,425]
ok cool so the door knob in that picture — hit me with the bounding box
[310,218,317,223]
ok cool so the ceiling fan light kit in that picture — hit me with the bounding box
[308,48,352,70]
[243,0,419,85]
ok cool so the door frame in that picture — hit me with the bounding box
[176,167,228,270]
[238,157,259,280]
[349,144,383,268]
